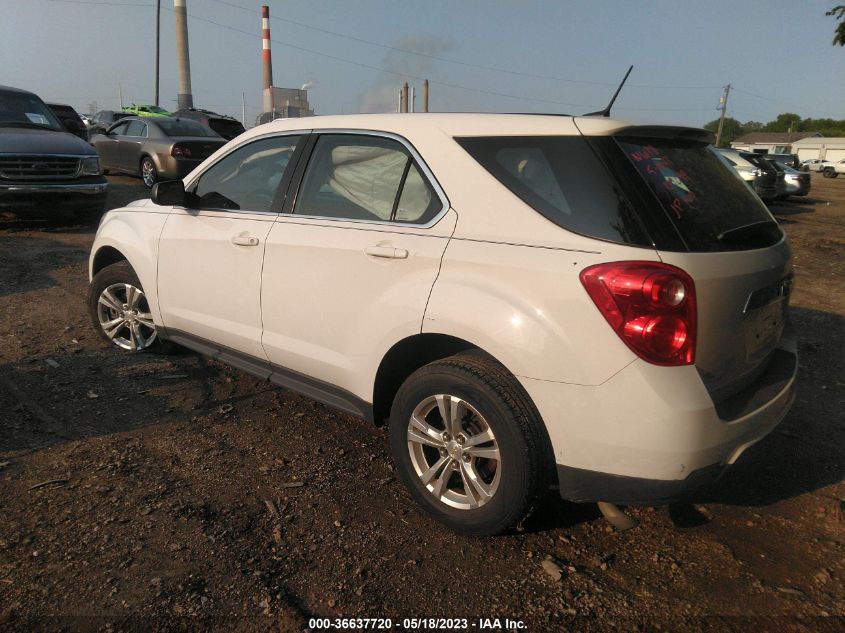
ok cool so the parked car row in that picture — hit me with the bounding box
[717,148,810,201]
[0,84,107,221]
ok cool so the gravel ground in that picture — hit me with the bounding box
[0,173,843,632]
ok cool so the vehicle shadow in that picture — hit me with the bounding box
[0,347,229,454]
[0,235,89,296]
[767,198,816,217]
[702,306,844,508]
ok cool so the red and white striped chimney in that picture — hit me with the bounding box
[262,5,274,114]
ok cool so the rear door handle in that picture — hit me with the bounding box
[364,246,408,259]
[231,235,260,246]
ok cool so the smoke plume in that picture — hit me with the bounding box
[358,35,451,113]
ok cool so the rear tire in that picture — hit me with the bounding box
[388,351,551,536]
[140,156,158,188]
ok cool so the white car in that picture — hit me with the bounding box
[801,158,830,172]
[87,114,797,535]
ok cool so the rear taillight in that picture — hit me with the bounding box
[171,145,192,158]
[580,262,696,366]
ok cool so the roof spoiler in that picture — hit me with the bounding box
[612,125,715,145]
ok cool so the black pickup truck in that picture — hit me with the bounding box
[0,85,107,222]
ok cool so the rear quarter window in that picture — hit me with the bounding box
[456,135,652,247]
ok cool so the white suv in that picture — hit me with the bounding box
[87,114,797,535]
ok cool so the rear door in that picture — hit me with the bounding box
[260,132,455,402]
[157,133,305,359]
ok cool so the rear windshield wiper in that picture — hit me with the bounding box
[717,220,777,242]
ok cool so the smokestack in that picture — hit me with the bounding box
[422,79,429,113]
[174,0,193,109]
[401,82,409,113]
[262,5,274,114]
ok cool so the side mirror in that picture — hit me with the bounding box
[151,180,186,206]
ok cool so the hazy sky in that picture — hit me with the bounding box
[2,0,843,127]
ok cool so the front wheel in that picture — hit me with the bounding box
[87,261,161,352]
[140,156,158,188]
[388,352,550,536]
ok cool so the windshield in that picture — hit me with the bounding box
[155,119,220,137]
[617,138,782,251]
[0,90,64,131]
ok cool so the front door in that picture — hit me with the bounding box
[157,133,305,360]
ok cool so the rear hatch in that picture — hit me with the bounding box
[607,131,792,403]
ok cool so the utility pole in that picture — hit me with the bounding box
[242,92,246,127]
[118,82,123,109]
[422,79,429,112]
[715,83,731,147]
[154,0,161,106]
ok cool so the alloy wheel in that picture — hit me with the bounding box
[406,394,501,510]
[96,282,157,351]
[141,159,156,187]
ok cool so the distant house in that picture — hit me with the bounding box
[730,132,822,154]
[789,137,845,162]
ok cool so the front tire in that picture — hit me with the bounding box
[140,156,158,188]
[87,261,162,352]
[388,352,550,536]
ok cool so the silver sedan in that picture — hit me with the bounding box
[90,116,227,187]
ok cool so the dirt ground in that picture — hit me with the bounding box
[0,173,843,632]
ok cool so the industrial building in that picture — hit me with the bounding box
[789,136,845,162]
[256,87,314,125]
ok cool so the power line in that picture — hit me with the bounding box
[46,0,151,6]
[165,7,718,112]
[208,0,720,91]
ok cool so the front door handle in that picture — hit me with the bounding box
[231,235,260,246]
[364,245,408,259]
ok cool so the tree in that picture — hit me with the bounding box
[828,6,845,45]
[765,113,802,133]
[703,117,745,147]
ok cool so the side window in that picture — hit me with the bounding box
[193,135,301,212]
[125,120,146,137]
[395,162,438,223]
[294,134,441,223]
[110,121,130,135]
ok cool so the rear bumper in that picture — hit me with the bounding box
[0,181,108,211]
[156,156,205,180]
[520,335,797,505]
[556,463,725,506]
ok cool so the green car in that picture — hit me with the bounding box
[121,104,170,117]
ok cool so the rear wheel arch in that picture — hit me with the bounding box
[372,334,555,474]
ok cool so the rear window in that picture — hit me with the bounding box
[208,118,246,140]
[156,119,219,137]
[456,136,652,246]
[617,138,782,251]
